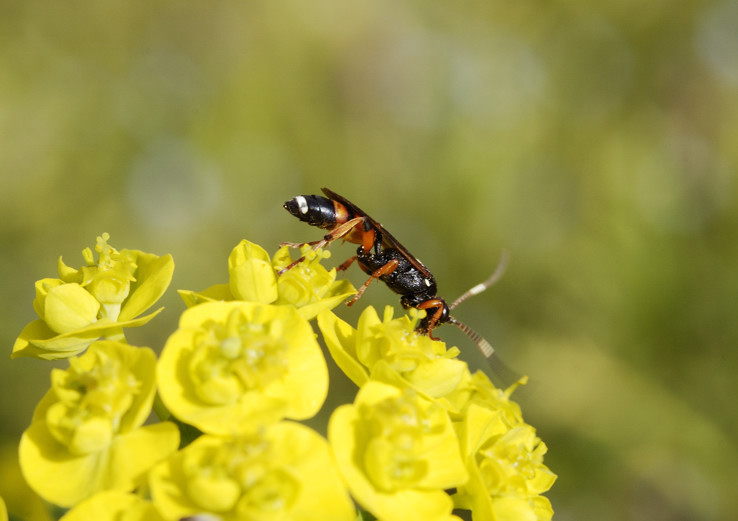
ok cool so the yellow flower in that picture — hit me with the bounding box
[59,492,165,521]
[446,369,527,424]
[0,444,51,521]
[157,301,329,434]
[178,240,355,320]
[229,239,280,303]
[12,233,174,360]
[19,341,179,507]
[329,381,468,521]
[452,374,556,521]
[318,306,467,399]
[149,423,355,521]
[272,243,355,318]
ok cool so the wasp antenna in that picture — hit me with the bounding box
[450,249,510,310]
[448,317,495,359]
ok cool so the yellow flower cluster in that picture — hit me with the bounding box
[320,306,556,521]
[157,301,330,433]
[19,341,179,507]
[10,235,555,521]
[12,233,174,360]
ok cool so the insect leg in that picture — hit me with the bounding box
[346,259,400,306]
[416,298,447,340]
[337,256,358,271]
[279,216,365,274]
[280,239,325,248]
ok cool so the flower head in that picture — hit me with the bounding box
[178,240,355,320]
[157,300,329,434]
[149,423,354,521]
[272,243,355,318]
[318,306,467,399]
[19,341,179,507]
[329,381,468,521]
[452,373,556,521]
[12,233,174,360]
[74,234,138,318]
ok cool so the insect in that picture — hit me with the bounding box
[280,187,507,360]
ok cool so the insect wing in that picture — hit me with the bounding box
[321,188,434,279]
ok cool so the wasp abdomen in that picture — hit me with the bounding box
[284,195,348,229]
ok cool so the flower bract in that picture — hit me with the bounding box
[59,491,165,521]
[157,300,329,434]
[329,381,468,521]
[12,233,173,360]
[452,373,557,521]
[149,422,355,521]
[178,240,355,320]
[318,306,467,400]
[19,341,179,507]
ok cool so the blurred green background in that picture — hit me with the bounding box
[2,1,737,520]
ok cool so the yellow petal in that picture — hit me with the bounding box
[150,425,354,521]
[43,283,100,334]
[118,252,174,322]
[60,491,165,521]
[317,310,369,387]
[158,301,329,434]
[178,284,232,307]
[328,382,467,521]
[228,240,278,303]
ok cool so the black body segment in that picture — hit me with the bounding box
[283,194,343,229]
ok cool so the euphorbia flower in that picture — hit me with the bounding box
[178,239,355,320]
[19,341,179,507]
[328,381,468,521]
[452,374,556,521]
[12,233,174,360]
[318,306,467,399]
[149,422,355,521]
[157,300,329,434]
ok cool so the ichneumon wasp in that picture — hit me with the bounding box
[280,187,508,360]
